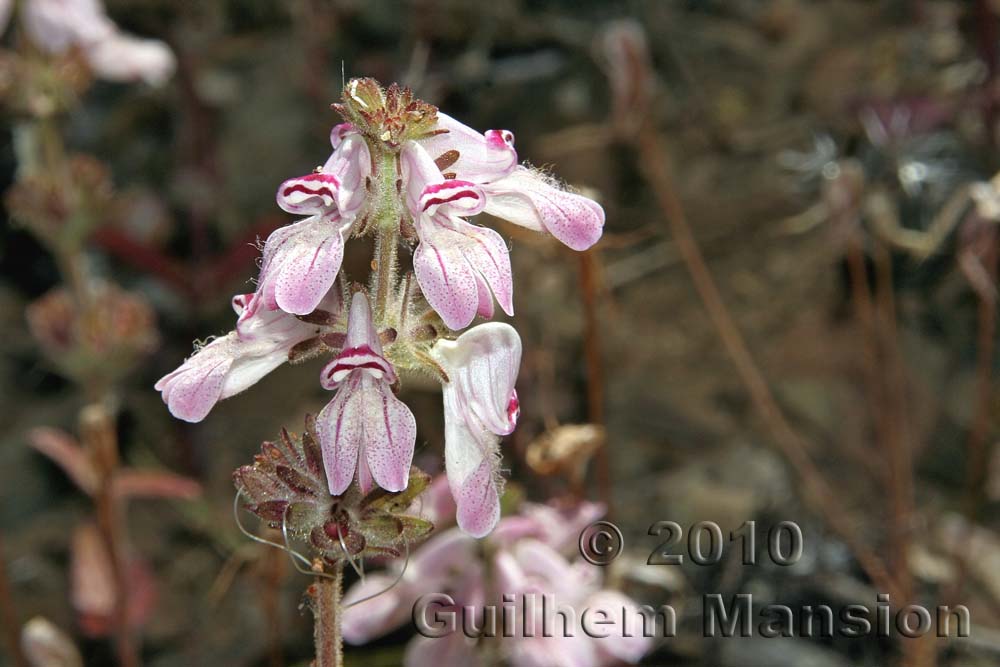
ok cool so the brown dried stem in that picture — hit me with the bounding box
[81,405,140,667]
[632,121,903,601]
[578,249,613,509]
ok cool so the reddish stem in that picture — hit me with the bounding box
[578,249,613,510]
[0,532,28,667]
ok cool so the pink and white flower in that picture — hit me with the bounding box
[257,132,372,316]
[420,112,605,252]
[430,323,521,537]
[155,291,334,423]
[342,499,651,667]
[316,292,416,496]
[1,0,175,86]
[402,141,514,331]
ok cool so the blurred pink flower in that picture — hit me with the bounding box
[343,500,651,667]
[316,292,416,495]
[430,322,520,537]
[154,290,333,423]
[0,0,175,85]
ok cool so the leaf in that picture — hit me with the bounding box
[112,471,202,501]
[28,427,98,496]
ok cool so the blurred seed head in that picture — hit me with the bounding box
[26,282,159,386]
[526,423,605,485]
[6,154,113,251]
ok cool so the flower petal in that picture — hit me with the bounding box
[276,173,341,215]
[316,378,363,495]
[585,590,654,664]
[154,337,235,423]
[405,634,481,667]
[420,113,517,184]
[23,0,114,54]
[360,380,417,493]
[443,391,502,538]
[342,573,408,644]
[330,123,356,150]
[413,222,481,330]
[322,134,371,220]
[271,218,347,316]
[483,167,605,251]
[420,180,487,217]
[320,292,394,387]
[431,323,521,436]
[84,33,175,86]
[414,218,513,330]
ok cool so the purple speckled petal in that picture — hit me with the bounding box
[413,221,480,331]
[272,220,346,316]
[316,377,363,495]
[413,218,512,330]
[154,338,235,423]
[361,379,416,494]
[483,166,605,251]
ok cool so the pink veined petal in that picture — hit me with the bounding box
[330,123,356,150]
[413,218,513,330]
[475,273,495,320]
[220,351,289,397]
[454,219,514,318]
[483,167,605,251]
[420,112,517,184]
[400,141,444,217]
[154,339,235,423]
[432,323,522,436]
[276,173,341,215]
[273,221,346,316]
[325,134,371,219]
[413,222,481,331]
[342,291,384,355]
[360,379,417,493]
[454,456,501,539]
[320,292,395,387]
[316,378,364,495]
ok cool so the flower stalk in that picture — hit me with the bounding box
[310,560,344,667]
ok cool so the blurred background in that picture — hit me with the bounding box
[3,0,1000,665]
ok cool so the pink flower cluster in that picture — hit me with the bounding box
[342,496,651,666]
[157,90,604,536]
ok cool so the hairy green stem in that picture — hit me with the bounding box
[370,150,401,321]
[312,561,344,667]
